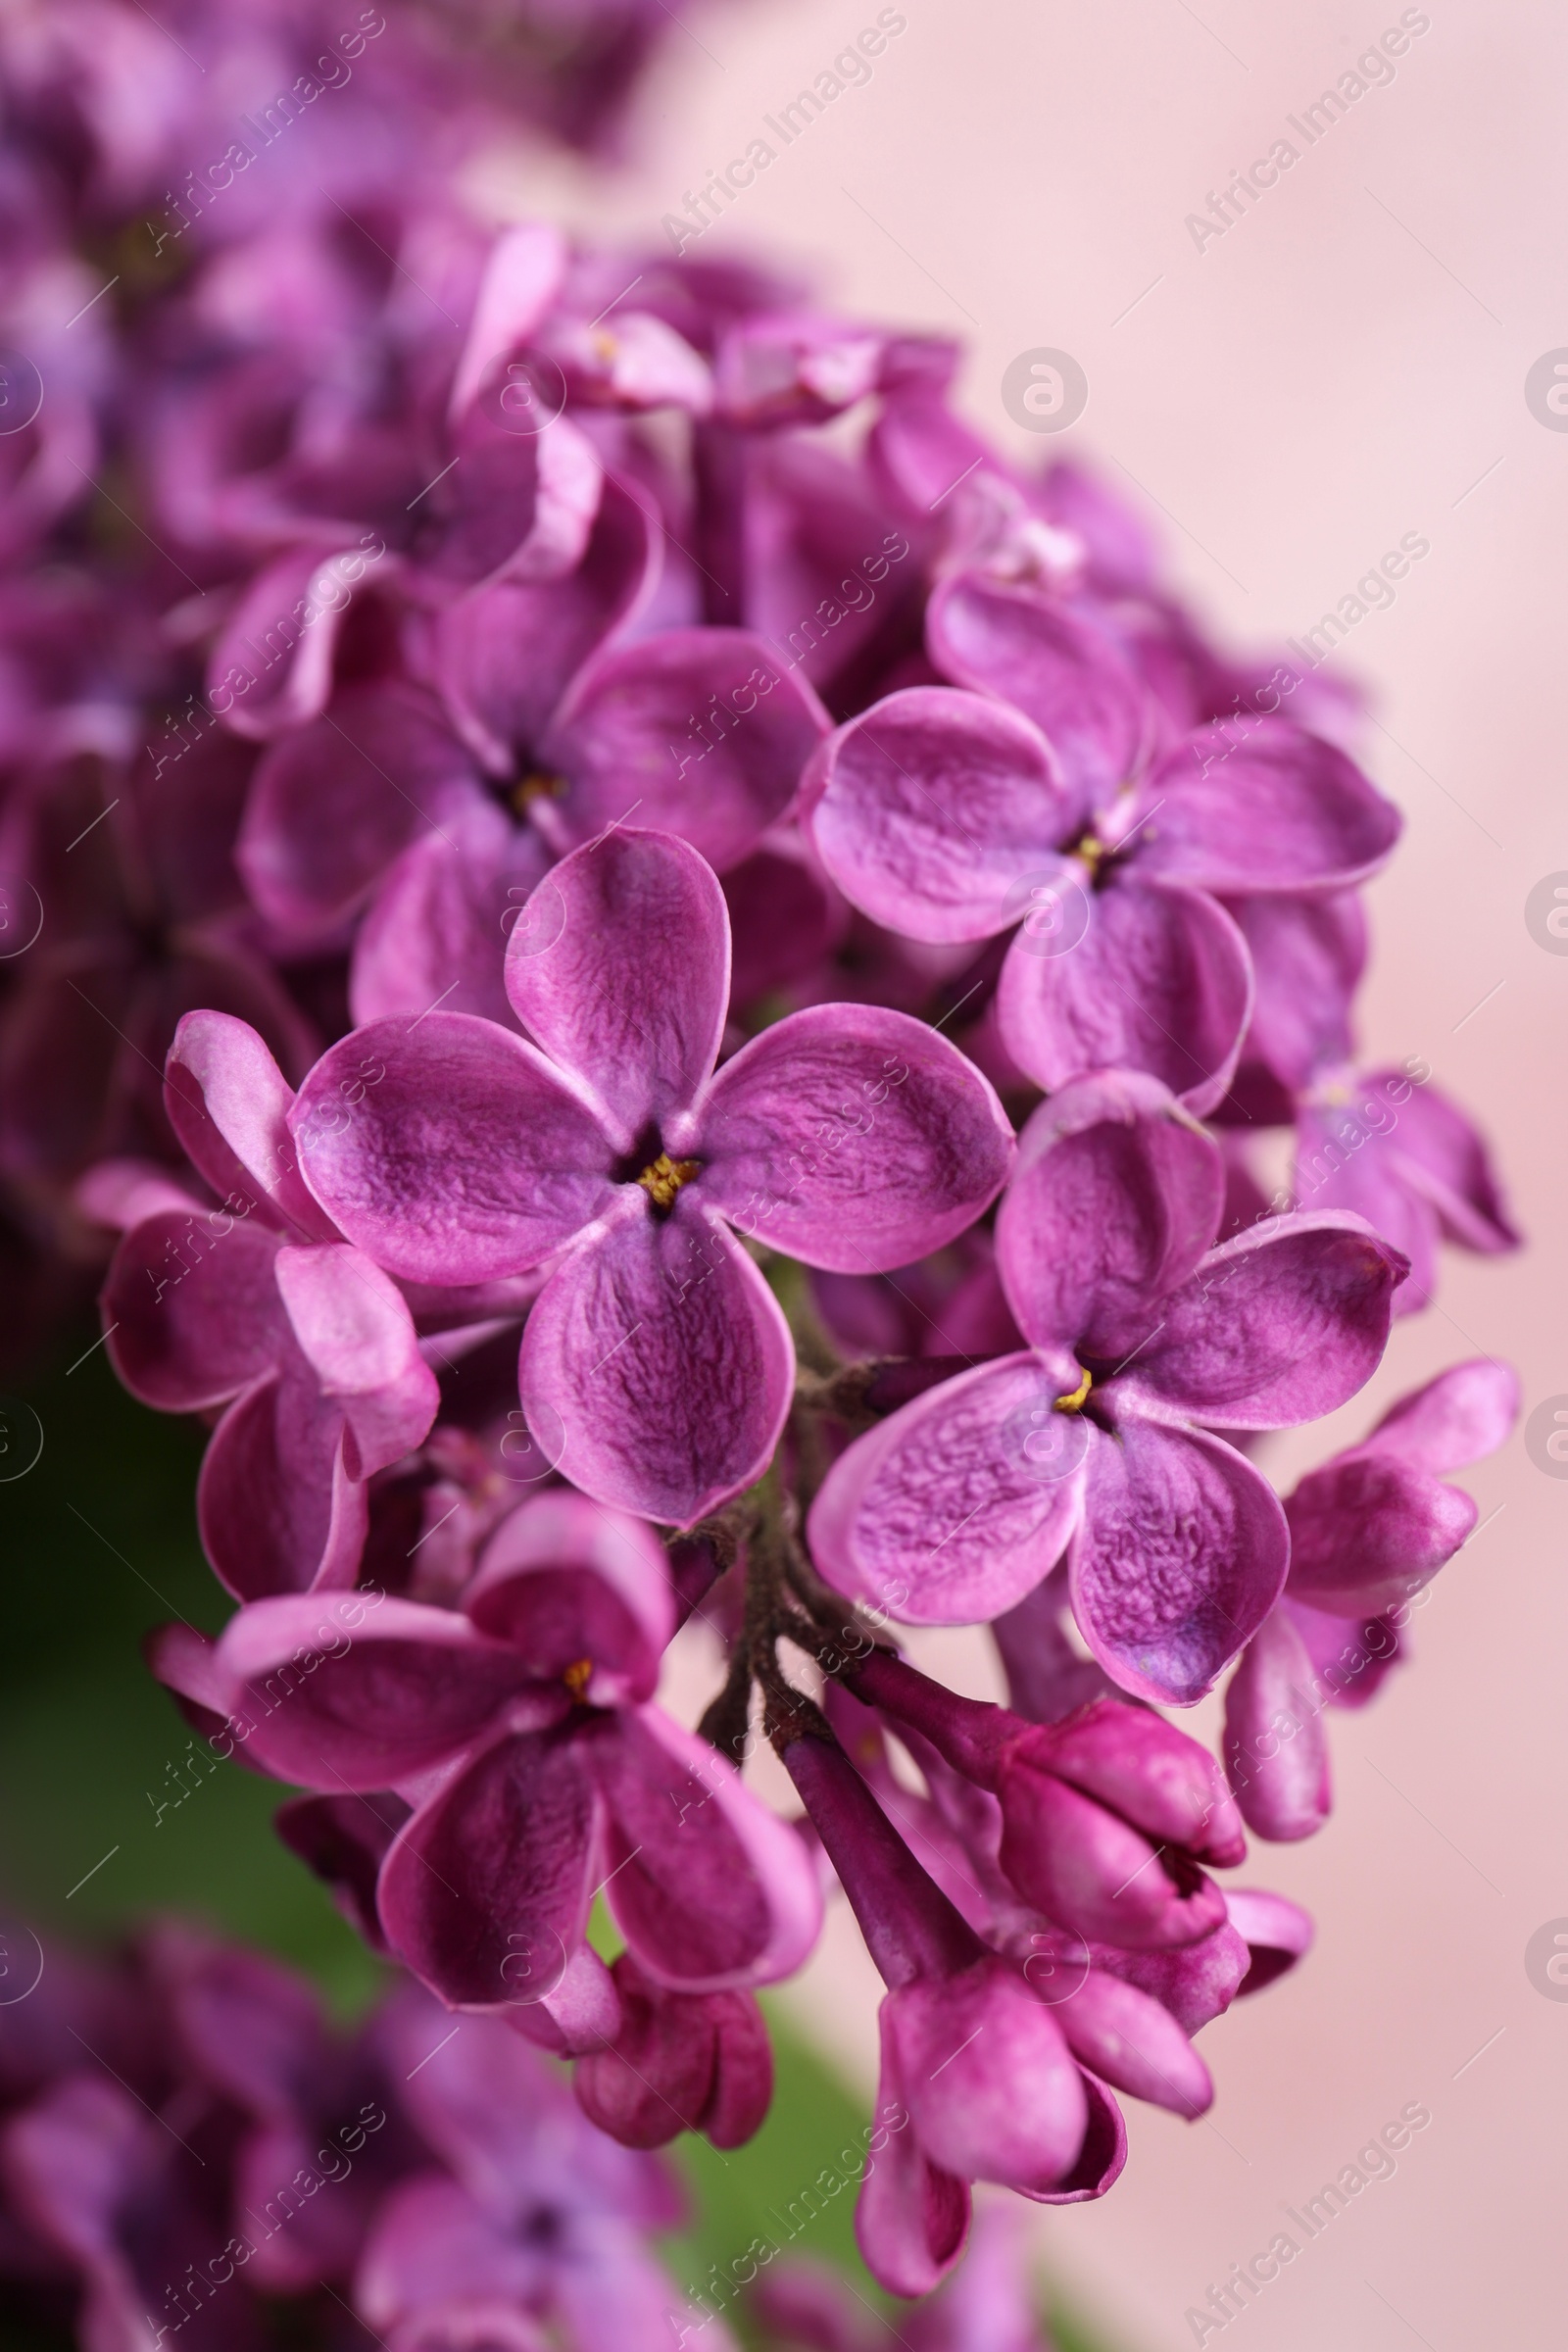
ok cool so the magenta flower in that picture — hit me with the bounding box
[239,484,829,1026]
[287,828,1014,1525]
[800,677,1400,1110]
[1224,1357,1517,1839]
[357,1986,705,2352]
[1291,1061,1519,1310]
[97,1009,439,1598]
[210,1486,823,2009]
[809,1071,1406,1701]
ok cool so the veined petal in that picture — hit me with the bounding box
[995,876,1251,1116]
[504,830,729,1148]
[351,806,553,1029]
[434,474,657,768]
[273,1244,440,1479]
[1069,1416,1288,1704]
[213,1594,542,1788]
[518,1194,793,1527]
[926,574,1150,816]
[239,683,477,935]
[378,1728,602,2011]
[808,1353,1087,1625]
[798,686,1073,943]
[103,1208,283,1411]
[291,1014,616,1286]
[996,1072,1223,1356]
[591,1708,823,1989]
[542,632,827,872]
[1113,1212,1406,1429]
[465,1491,674,1703]
[166,1009,337,1240]
[1138,719,1401,892]
[196,1371,367,1601]
[689,1003,1014,1272]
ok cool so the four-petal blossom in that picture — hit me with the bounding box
[288,827,1015,1525]
[809,1071,1407,1701]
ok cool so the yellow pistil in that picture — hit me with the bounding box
[1071,833,1106,866]
[563,1657,593,1701]
[636,1152,700,1210]
[507,770,565,817]
[1054,1366,1093,1413]
[591,329,619,364]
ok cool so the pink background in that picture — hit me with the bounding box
[508,6,1564,2343]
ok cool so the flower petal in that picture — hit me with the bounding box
[542,632,827,871]
[204,544,370,742]
[351,805,553,1029]
[378,1728,601,2010]
[591,1707,823,1989]
[504,830,729,1147]
[103,1209,283,1412]
[291,1014,616,1285]
[464,1491,674,1703]
[197,1371,367,1601]
[885,1959,1088,2191]
[995,1072,1223,1356]
[1284,1452,1476,1613]
[239,683,476,935]
[1380,1071,1521,1255]
[808,1353,1087,1626]
[519,1194,794,1527]
[273,1243,440,1478]
[995,876,1251,1115]
[433,473,657,767]
[1137,719,1401,892]
[1227,892,1365,1095]
[1364,1357,1520,1475]
[213,1594,541,1788]
[165,1009,336,1240]
[690,1003,1014,1272]
[1069,1417,1288,1704]
[926,575,1149,815]
[1114,1212,1406,1429]
[854,2021,969,2298]
[798,686,1073,942]
[1222,1605,1332,1841]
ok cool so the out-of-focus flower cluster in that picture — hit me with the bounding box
[0,1905,719,2351]
[0,0,1522,2324]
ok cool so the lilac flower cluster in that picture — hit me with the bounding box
[0,0,1521,2323]
[0,1907,716,2351]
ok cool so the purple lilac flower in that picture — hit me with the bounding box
[799,680,1400,1111]
[1224,1357,1518,1838]
[285,827,1013,1525]
[809,1070,1406,1701]
[238,483,829,1027]
[91,1009,440,1598]
[356,1984,715,2352]
[208,1485,823,2011]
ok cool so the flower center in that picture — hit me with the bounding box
[563,1657,593,1701]
[1054,1365,1093,1413]
[506,768,566,819]
[636,1152,700,1210]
